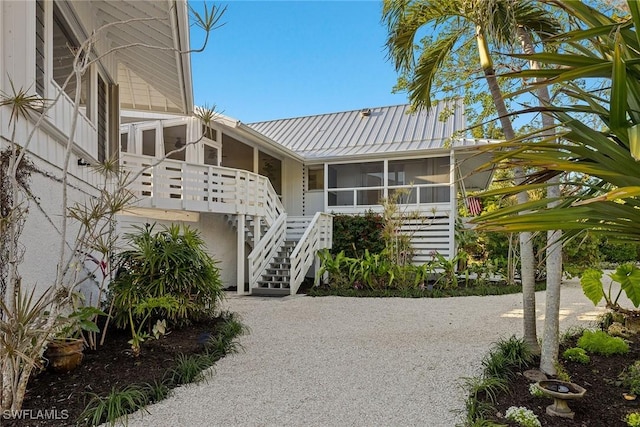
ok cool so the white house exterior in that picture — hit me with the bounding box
[0,0,192,298]
[118,100,495,296]
[2,0,495,299]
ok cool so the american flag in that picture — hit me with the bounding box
[466,196,483,216]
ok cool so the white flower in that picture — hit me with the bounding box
[505,406,541,427]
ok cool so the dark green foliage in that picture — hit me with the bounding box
[144,379,171,403]
[331,211,384,258]
[109,223,224,329]
[79,385,149,427]
[620,361,640,396]
[310,272,545,298]
[78,312,246,425]
[600,239,640,264]
[482,336,534,380]
[562,347,590,364]
[169,353,214,385]
[577,330,629,356]
[462,376,509,425]
[564,232,602,278]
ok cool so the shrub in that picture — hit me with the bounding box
[331,212,384,257]
[577,330,629,356]
[505,406,541,427]
[482,336,533,380]
[620,361,640,396]
[562,347,590,364]
[109,223,224,329]
[627,412,640,427]
[529,383,544,397]
[79,385,149,427]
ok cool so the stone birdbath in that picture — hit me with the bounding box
[536,379,586,419]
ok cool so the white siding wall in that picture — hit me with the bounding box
[18,158,99,300]
[282,156,303,215]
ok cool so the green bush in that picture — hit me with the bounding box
[562,347,590,364]
[109,223,224,329]
[482,336,533,380]
[577,330,629,356]
[620,361,640,396]
[627,412,640,427]
[331,212,384,258]
[600,239,640,264]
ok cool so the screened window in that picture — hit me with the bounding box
[388,157,449,185]
[142,129,156,157]
[204,144,218,166]
[163,125,187,161]
[328,162,383,188]
[259,151,282,195]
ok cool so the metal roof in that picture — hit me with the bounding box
[247,100,468,160]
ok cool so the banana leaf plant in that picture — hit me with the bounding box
[581,264,640,311]
[472,1,640,243]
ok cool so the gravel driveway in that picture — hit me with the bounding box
[126,280,605,427]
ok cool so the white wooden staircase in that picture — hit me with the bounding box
[122,153,332,296]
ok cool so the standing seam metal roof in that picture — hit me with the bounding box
[247,100,467,160]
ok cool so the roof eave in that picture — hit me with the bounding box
[171,0,193,115]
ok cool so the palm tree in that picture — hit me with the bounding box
[383,0,558,353]
[475,1,640,239]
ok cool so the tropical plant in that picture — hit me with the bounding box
[577,330,629,356]
[562,347,590,364]
[109,223,224,330]
[627,412,640,427]
[79,384,149,427]
[462,376,510,425]
[620,361,640,396]
[475,0,640,243]
[581,264,640,311]
[0,4,225,413]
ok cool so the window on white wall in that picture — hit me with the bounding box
[35,0,45,96]
[307,167,324,191]
[204,144,218,166]
[52,5,89,110]
[142,129,156,156]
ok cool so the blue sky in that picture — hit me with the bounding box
[190,1,409,123]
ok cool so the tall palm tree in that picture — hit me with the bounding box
[383,0,559,352]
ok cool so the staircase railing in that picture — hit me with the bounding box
[288,212,333,295]
[247,212,287,293]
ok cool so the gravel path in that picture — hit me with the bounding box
[126,280,605,427]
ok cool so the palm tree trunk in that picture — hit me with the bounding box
[517,27,563,374]
[476,26,539,353]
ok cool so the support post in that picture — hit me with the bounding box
[237,213,245,295]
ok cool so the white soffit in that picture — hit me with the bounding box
[94,0,192,114]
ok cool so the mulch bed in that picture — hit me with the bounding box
[4,318,223,427]
[489,334,640,426]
